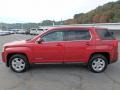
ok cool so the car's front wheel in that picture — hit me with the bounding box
[88,54,108,73]
[9,54,29,73]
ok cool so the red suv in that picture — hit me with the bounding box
[1,27,118,73]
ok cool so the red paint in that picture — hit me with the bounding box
[1,27,118,65]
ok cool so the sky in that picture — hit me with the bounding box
[0,0,118,23]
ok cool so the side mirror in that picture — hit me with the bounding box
[36,38,44,44]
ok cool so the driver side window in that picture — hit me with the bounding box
[42,31,63,42]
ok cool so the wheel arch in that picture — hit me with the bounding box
[7,53,29,67]
[89,52,110,64]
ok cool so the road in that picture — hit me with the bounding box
[0,34,120,90]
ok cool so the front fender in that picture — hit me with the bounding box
[5,47,34,63]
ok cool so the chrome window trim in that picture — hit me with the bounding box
[36,29,92,43]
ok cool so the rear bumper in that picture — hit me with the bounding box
[110,52,118,64]
[110,59,118,64]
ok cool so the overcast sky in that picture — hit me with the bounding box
[0,0,118,23]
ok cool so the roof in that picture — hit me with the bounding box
[47,26,107,30]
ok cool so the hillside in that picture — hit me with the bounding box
[0,0,120,30]
[64,0,120,24]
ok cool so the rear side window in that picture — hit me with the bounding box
[64,30,91,41]
[96,29,115,40]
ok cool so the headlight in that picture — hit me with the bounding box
[2,46,6,52]
[2,46,5,52]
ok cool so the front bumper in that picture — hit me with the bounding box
[1,52,6,63]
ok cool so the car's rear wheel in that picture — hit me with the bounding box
[88,54,108,73]
[9,54,29,73]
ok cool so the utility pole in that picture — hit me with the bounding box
[53,19,55,26]
[0,23,1,30]
[61,18,63,25]
[21,23,24,30]
[0,23,3,30]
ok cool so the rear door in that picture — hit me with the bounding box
[63,29,92,63]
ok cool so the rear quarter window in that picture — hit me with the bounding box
[96,29,115,40]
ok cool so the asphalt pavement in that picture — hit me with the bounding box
[0,34,120,90]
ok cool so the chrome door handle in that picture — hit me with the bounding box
[86,42,90,45]
[56,43,62,46]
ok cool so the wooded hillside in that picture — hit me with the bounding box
[64,0,120,24]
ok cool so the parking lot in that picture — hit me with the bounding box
[0,34,120,90]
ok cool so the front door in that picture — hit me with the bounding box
[33,31,64,63]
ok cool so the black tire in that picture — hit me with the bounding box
[88,54,108,73]
[9,54,29,73]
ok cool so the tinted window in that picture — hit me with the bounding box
[96,29,115,40]
[64,30,91,41]
[42,31,63,42]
